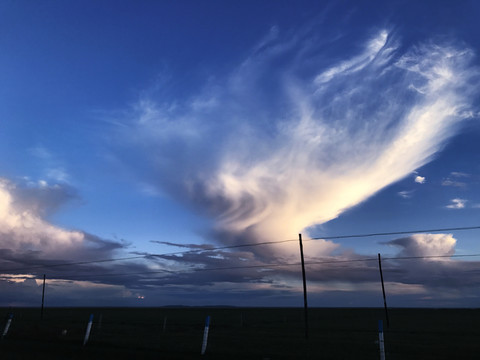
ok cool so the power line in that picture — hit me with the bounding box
[310,225,480,241]
[32,252,480,281]
[1,225,480,274]
[0,240,301,273]
[0,255,147,273]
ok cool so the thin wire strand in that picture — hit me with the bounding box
[29,253,480,280]
[1,225,479,274]
[310,225,480,241]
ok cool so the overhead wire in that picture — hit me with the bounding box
[309,225,480,241]
[23,252,480,281]
[1,224,480,275]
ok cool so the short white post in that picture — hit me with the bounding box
[83,314,94,346]
[1,313,13,339]
[378,320,386,360]
[200,315,211,355]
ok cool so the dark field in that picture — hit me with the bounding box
[1,307,480,359]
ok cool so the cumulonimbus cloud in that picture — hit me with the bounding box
[0,178,122,265]
[117,28,478,260]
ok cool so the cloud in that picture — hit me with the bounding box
[451,172,470,178]
[386,233,456,258]
[29,145,71,184]
[378,233,480,299]
[112,25,478,262]
[0,178,138,306]
[446,198,467,209]
[0,178,123,270]
[314,30,390,84]
[442,179,467,187]
[442,172,470,187]
[124,232,480,306]
[3,226,480,307]
[398,190,414,199]
[9,179,78,217]
[414,176,426,184]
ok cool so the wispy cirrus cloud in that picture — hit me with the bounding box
[314,30,390,84]
[442,179,467,187]
[114,25,478,261]
[398,190,414,199]
[29,145,71,184]
[442,171,470,188]
[446,198,467,209]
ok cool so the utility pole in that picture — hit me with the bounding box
[378,254,390,328]
[299,234,309,339]
[41,274,46,320]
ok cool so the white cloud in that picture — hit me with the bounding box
[414,176,426,184]
[451,172,469,178]
[446,198,467,209]
[442,179,467,187]
[398,190,414,199]
[314,30,390,84]
[116,27,478,259]
[0,179,82,255]
[30,146,53,160]
[387,233,456,259]
[47,168,70,183]
[0,178,119,260]
[442,172,469,187]
[29,146,71,184]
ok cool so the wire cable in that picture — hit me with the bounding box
[29,252,480,281]
[1,225,479,274]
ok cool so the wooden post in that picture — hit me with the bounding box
[378,254,390,328]
[299,234,309,339]
[41,274,46,320]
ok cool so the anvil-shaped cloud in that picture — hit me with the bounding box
[118,28,478,259]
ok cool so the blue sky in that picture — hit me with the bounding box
[1,0,480,307]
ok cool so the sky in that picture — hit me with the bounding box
[1,0,480,308]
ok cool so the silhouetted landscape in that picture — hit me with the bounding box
[1,307,480,359]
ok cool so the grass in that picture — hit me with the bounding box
[1,307,480,359]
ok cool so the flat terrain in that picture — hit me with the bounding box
[1,307,479,359]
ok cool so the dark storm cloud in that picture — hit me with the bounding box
[3,231,480,307]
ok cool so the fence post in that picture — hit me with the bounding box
[201,315,211,355]
[83,314,94,346]
[1,313,13,340]
[378,320,386,360]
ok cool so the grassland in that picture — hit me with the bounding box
[1,307,479,359]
